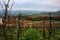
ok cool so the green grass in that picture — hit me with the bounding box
[0,20,60,40]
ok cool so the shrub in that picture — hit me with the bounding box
[21,25,41,40]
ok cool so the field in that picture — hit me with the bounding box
[0,13,60,40]
[0,19,60,40]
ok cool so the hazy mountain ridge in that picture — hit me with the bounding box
[32,11,60,16]
[0,10,60,17]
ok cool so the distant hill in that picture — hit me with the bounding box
[31,11,60,16]
[0,10,60,17]
[0,10,40,17]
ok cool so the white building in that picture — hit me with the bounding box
[0,18,3,24]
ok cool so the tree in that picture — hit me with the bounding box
[0,0,14,40]
[43,17,46,40]
[48,12,53,40]
[16,13,21,40]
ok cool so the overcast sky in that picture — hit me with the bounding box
[0,0,60,11]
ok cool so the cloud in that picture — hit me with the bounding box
[0,0,60,11]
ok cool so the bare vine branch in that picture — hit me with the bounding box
[9,0,15,11]
[0,1,4,11]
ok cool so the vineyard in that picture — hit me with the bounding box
[0,18,60,40]
[0,0,60,40]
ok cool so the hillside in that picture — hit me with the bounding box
[0,10,60,17]
[31,11,60,16]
